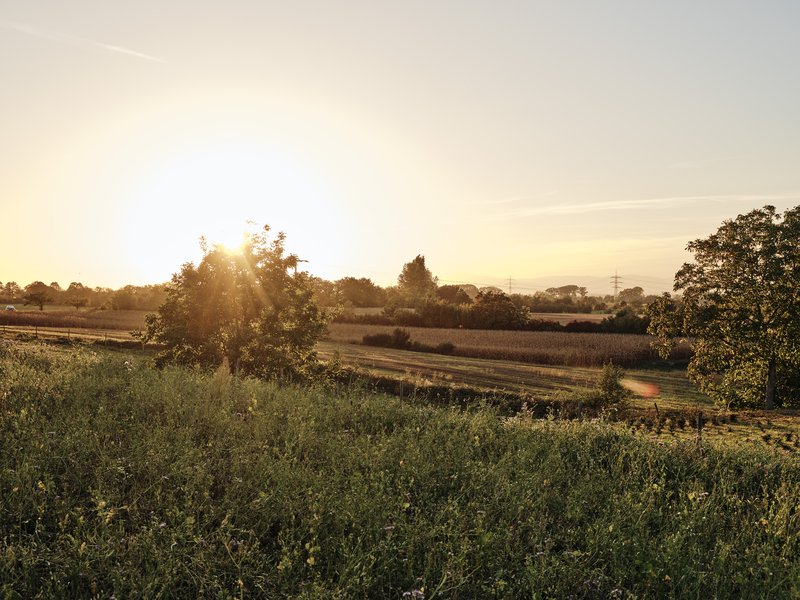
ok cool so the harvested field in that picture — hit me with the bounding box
[318,340,708,405]
[326,322,691,367]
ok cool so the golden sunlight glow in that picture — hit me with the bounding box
[118,138,347,282]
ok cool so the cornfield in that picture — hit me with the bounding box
[326,323,691,367]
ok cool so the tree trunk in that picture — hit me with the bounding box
[765,357,776,410]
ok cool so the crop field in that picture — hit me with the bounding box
[319,341,705,406]
[326,323,691,367]
[1,339,799,597]
[529,311,608,324]
[0,308,148,333]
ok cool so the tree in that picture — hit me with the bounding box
[436,284,472,305]
[23,282,53,311]
[617,286,645,307]
[647,205,800,409]
[397,255,438,305]
[65,282,89,310]
[4,281,21,303]
[467,290,529,329]
[336,277,387,307]
[141,225,328,380]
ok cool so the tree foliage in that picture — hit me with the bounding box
[397,255,437,305]
[142,226,327,380]
[647,205,800,409]
[23,282,53,311]
[336,277,387,308]
[436,284,472,305]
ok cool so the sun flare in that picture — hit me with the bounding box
[117,138,347,282]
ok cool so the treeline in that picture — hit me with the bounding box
[336,293,650,334]
[307,255,655,334]
[309,276,660,314]
[0,280,167,311]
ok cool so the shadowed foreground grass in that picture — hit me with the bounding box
[1,341,799,598]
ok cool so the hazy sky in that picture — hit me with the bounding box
[2,1,799,293]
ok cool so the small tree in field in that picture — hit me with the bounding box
[648,205,800,409]
[23,282,53,311]
[141,225,327,380]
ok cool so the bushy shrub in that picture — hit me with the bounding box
[362,328,456,356]
[583,361,631,409]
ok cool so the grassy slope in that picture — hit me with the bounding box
[1,341,799,598]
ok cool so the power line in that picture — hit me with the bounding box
[610,271,622,296]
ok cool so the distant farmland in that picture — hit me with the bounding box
[0,308,147,332]
[326,322,690,368]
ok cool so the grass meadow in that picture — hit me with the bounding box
[1,339,800,597]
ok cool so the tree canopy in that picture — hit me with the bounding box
[23,282,53,311]
[142,226,327,380]
[397,255,438,305]
[647,205,800,409]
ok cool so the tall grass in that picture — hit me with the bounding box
[328,323,691,367]
[0,340,798,597]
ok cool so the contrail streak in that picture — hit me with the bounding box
[491,192,800,220]
[0,19,165,63]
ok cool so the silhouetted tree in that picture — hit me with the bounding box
[23,282,53,311]
[336,277,387,307]
[65,282,89,310]
[142,225,327,380]
[4,282,21,303]
[436,284,472,305]
[397,255,438,306]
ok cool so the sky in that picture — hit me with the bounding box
[1,1,799,294]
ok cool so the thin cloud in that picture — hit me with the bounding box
[0,20,165,63]
[475,190,559,206]
[666,156,741,170]
[491,192,800,220]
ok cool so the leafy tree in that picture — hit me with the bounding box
[397,255,438,305]
[617,286,645,307]
[141,225,328,380]
[23,282,53,311]
[545,284,587,300]
[648,205,800,409]
[467,290,529,329]
[436,284,472,305]
[4,281,21,303]
[308,277,338,308]
[65,282,89,310]
[336,277,387,307]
